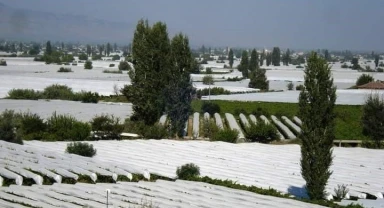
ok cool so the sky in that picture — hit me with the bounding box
[1,0,384,51]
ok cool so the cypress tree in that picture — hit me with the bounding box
[46,41,52,55]
[259,49,265,66]
[271,47,280,66]
[228,49,234,68]
[266,52,272,66]
[282,49,291,66]
[249,49,259,72]
[374,55,379,68]
[165,33,194,137]
[299,52,336,200]
[324,49,330,62]
[106,43,111,56]
[238,50,249,78]
[86,45,91,57]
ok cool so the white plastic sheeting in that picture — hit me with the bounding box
[214,113,224,129]
[271,115,296,139]
[282,116,301,133]
[239,113,250,127]
[25,140,384,199]
[159,115,167,126]
[225,113,245,140]
[260,115,285,140]
[249,114,257,124]
[193,112,200,137]
[0,180,326,208]
[204,112,210,120]
[293,116,302,126]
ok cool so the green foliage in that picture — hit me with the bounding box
[57,67,72,72]
[377,67,384,72]
[249,49,259,71]
[202,75,214,85]
[91,114,124,140]
[66,142,96,157]
[259,49,265,66]
[333,184,349,201]
[205,67,212,74]
[374,55,379,68]
[7,89,43,100]
[44,113,91,141]
[287,82,294,90]
[17,112,46,141]
[244,121,279,143]
[73,91,99,103]
[92,54,102,60]
[282,49,291,66]
[238,50,249,78]
[227,76,243,81]
[351,58,360,70]
[356,74,374,86]
[103,69,122,74]
[291,56,306,65]
[112,54,120,61]
[118,61,131,71]
[176,163,200,179]
[211,128,239,143]
[196,87,230,98]
[78,53,88,60]
[271,47,281,66]
[0,59,6,66]
[0,110,23,144]
[43,84,74,100]
[201,102,220,115]
[84,60,93,69]
[201,118,219,138]
[46,41,52,55]
[361,94,384,148]
[296,84,304,91]
[248,68,269,90]
[109,64,115,67]
[341,63,349,68]
[228,49,234,68]
[299,52,336,200]
[124,120,167,139]
[296,65,304,69]
[266,52,272,66]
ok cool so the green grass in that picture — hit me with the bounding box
[192,100,366,140]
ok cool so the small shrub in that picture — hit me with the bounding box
[118,61,131,71]
[57,67,72,73]
[356,74,374,86]
[251,107,270,117]
[66,142,96,157]
[287,82,294,90]
[0,110,23,144]
[18,112,46,141]
[333,184,349,201]
[379,62,384,67]
[73,91,99,103]
[211,129,239,143]
[205,67,212,74]
[91,114,124,140]
[227,76,243,81]
[109,64,115,67]
[44,113,91,141]
[244,122,279,143]
[78,53,88,61]
[176,163,200,179]
[202,118,219,138]
[84,61,93,69]
[377,68,384,72]
[0,59,7,66]
[7,89,42,100]
[341,63,349,68]
[296,65,304,69]
[43,84,74,100]
[201,102,220,115]
[143,124,167,139]
[72,63,78,66]
[196,87,230,98]
[234,108,247,116]
[202,75,214,85]
[103,70,122,74]
[296,84,304,91]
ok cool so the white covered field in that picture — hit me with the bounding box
[25,140,384,200]
[1,58,384,104]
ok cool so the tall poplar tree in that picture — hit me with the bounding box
[238,50,249,78]
[46,41,52,55]
[106,43,111,56]
[259,49,265,66]
[271,47,280,66]
[299,52,336,200]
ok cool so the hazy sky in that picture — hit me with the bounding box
[2,0,384,50]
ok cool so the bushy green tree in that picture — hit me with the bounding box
[249,49,259,72]
[78,53,88,61]
[248,68,269,90]
[228,49,234,68]
[0,110,23,144]
[66,142,96,157]
[118,61,131,71]
[176,163,200,179]
[299,52,336,200]
[356,74,374,86]
[271,47,280,66]
[352,58,360,70]
[238,50,249,78]
[362,94,384,148]
[84,60,93,69]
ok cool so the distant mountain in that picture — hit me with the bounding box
[0,3,135,43]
